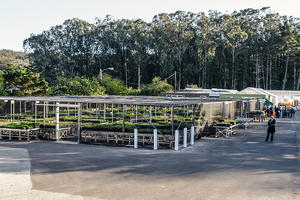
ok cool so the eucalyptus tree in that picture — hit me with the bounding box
[193,12,217,88]
[151,11,194,89]
[23,29,60,83]
[106,18,133,87]
[23,8,300,91]
[280,17,299,89]
[224,14,248,89]
[127,19,150,89]
[94,16,117,78]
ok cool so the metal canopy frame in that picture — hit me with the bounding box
[0,96,263,146]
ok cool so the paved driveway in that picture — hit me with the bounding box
[0,115,299,200]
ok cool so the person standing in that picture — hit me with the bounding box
[265,116,276,142]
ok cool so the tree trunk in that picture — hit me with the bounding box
[202,63,205,88]
[125,60,128,87]
[297,69,300,90]
[231,48,235,89]
[293,61,296,90]
[282,51,290,90]
[138,64,141,90]
[262,56,265,89]
[255,53,259,88]
[266,54,270,90]
[198,62,201,88]
[178,52,182,90]
[269,56,272,90]
[222,47,227,88]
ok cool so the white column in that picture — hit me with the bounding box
[134,129,138,149]
[153,129,158,150]
[175,130,179,151]
[55,102,60,140]
[77,103,82,143]
[183,128,187,147]
[149,106,152,123]
[111,104,114,123]
[190,126,195,145]
[35,101,39,126]
[104,104,106,121]
[43,102,46,127]
[135,105,138,123]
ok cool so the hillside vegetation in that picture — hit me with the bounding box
[0,49,29,69]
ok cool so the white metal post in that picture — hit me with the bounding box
[149,106,152,123]
[191,126,195,145]
[175,130,179,151]
[77,103,82,143]
[13,100,15,120]
[104,103,106,121]
[183,128,187,147]
[153,129,158,150]
[135,105,138,123]
[43,102,46,127]
[111,104,114,123]
[55,102,60,140]
[35,101,39,126]
[134,128,138,149]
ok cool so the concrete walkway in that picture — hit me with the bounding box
[0,114,299,200]
[0,146,88,200]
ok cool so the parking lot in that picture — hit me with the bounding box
[0,115,299,200]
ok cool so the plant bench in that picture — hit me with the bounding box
[235,117,253,129]
[0,128,40,141]
[213,123,241,138]
[81,130,174,148]
[38,127,76,140]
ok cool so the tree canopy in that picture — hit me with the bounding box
[3,65,48,96]
[23,8,300,91]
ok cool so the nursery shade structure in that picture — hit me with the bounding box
[0,95,262,147]
[0,95,220,141]
[0,95,226,106]
[0,96,208,142]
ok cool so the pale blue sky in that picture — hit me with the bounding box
[0,0,299,51]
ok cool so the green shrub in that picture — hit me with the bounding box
[1,122,34,129]
[101,74,128,95]
[51,76,105,96]
[186,84,199,88]
[141,77,173,96]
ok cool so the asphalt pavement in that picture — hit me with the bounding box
[0,114,299,200]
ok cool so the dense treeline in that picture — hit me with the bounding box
[24,7,300,90]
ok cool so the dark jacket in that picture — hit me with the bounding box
[267,118,276,133]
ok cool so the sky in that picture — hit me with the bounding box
[0,0,299,52]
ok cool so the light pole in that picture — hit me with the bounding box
[99,67,114,83]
